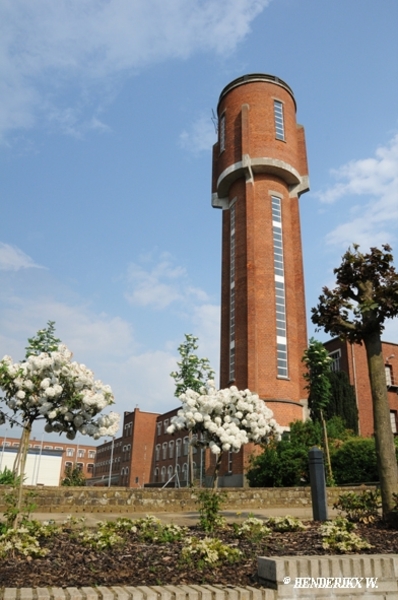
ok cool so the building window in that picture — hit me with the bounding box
[161,466,166,483]
[385,365,393,387]
[272,196,288,378]
[87,464,94,474]
[176,439,182,458]
[390,411,397,434]
[157,422,162,436]
[88,450,96,459]
[65,462,73,471]
[229,203,236,381]
[183,436,189,456]
[182,463,188,481]
[228,450,233,474]
[77,449,85,458]
[163,419,169,434]
[155,444,161,461]
[167,465,173,480]
[219,113,226,153]
[154,467,159,482]
[274,100,285,141]
[162,442,168,460]
[329,349,341,372]
[169,440,174,459]
[76,463,83,471]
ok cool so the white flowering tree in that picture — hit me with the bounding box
[167,380,281,487]
[170,334,215,485]
[0,323,119,521]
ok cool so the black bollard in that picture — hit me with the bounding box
[308,447,328,521]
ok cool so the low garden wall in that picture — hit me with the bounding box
[0,485,376,514]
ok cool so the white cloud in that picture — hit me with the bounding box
[125,253,209,310]
[0,243,44,271]
[0,0,270,140]
[317,134,398,250]
[179,114,217,154]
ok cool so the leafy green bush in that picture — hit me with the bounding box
[265,515,306,532]
[196,489,226,532]
[319,517,372,553]
[181,536,241,568]
[0,467,19,486]
[234,517,271,541]
[247,420,323,487]
[331,438,378,484]
[334,489,381,523]
[61,464,86,486]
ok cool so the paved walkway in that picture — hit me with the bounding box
[29,505,339,527]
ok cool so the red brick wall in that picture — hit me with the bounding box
[324,339,398,437]
[129,409,158,488]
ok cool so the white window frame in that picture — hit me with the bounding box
[274,100,285,141]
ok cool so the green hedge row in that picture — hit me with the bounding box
[247,419,398,487]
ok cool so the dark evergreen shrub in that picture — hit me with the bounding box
[332,438,378,484]
[325,371,359,433]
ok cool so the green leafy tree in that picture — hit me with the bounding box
[170,334,215,397]
[25,321,61,357]
[302,338,334,484]
[61,464,86,486]
[247,418,351,488]
[247,420,323,487]
[311,244,398,521]
[326,371,358,434]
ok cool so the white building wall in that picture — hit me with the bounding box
[0,449,62,485]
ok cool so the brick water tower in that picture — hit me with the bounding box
[212,73,309,428]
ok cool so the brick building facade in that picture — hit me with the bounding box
[323,338,398,438]
[212,73,309,425]
[93,408,159,488]
[210,73,310,484]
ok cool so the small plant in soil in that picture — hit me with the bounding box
[320,517,373,553]
[334,489,381,524]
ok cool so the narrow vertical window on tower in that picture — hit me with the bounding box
[274,100,285,141]
[219,113,226,152]
[272,196,288,378]
[229,203,236,381]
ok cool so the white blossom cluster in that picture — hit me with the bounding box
[167,380,282,455]
[0,344,119,440]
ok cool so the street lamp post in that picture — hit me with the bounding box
[108,437,115,488]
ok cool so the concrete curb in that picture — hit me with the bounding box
[258,554,398,598]
[0,587,276,600]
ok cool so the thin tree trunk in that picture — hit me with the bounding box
[212,452,223,489]
[364,331,398,520]
[189,431,194,486]
[320,409,334,485]
[14,421,32,526]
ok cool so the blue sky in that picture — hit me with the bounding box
[0,0,397,440]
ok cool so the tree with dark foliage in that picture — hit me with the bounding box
[312,244,398,521]
[327,371,358,434]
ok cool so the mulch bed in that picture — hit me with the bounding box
[0,521,397,588]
